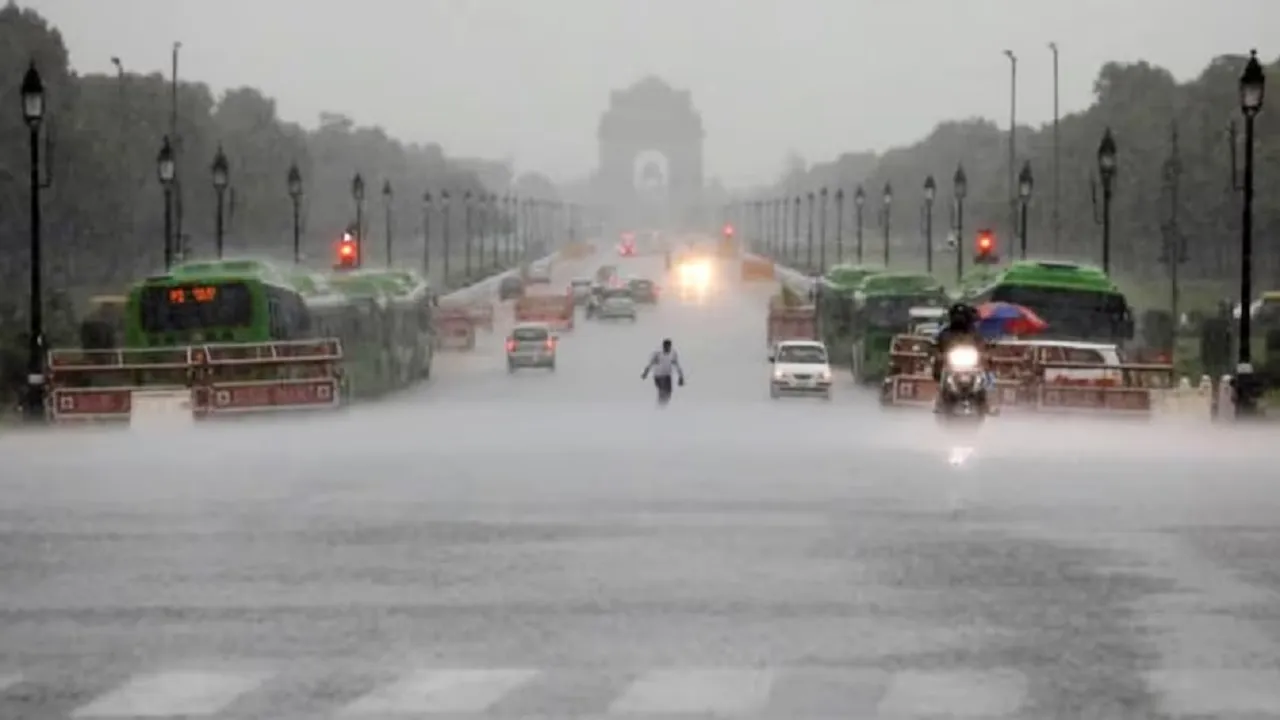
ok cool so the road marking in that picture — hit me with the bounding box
[877,669,1027,716]
[71,670,269,717]
[609,668,775,715]
[1148,670,1280,715]
[338,668,539,715]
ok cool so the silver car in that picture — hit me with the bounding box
[506,323,557,372]
[594,291,637,321]
[569,278,594,305]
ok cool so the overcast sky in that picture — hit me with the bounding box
[24,0,1280,185]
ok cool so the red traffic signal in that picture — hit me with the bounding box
[722,224,735,237]
[335,233,360,269]
[975,229,998,264]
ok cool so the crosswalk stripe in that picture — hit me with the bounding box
[71,670,270,718]
[877,669,1027,716]
[338,668,540,715]
[608,668,775,715]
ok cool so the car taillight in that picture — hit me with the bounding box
[505,339,516,352]
[545,338,555,350]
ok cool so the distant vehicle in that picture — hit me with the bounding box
[569,278,594,305]
[506,322,557,372]
[618,233,637,257]
[525,264,552,285]
[769,340,832,400]
[627,278,658,304]
[498,275,525,301]
[591,288,637,321]
[595,264,618,285]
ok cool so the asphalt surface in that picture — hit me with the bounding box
[2,248,1280,719]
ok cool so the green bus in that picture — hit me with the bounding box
[119,259,435,399]
[848,272,950,383]
[961,260,1134,342]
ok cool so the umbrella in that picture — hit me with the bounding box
[975,302,1048,338]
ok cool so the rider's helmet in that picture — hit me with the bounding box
[661,338,673,352]
[947,303,977,331]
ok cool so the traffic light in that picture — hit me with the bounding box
[722,224,735,238]
[974,229,998,265]
[335,232,360,270]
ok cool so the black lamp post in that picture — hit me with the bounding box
[463,190,473,278]
[158,136,176,270]
[422,191,433,277]
[881,182,893,267]
[382,180,394,268]
[211,145,229,259]
[287,163,302,264]
[351,173,365,268]
[922,175,936,274]
[805,191,815,271]
[854,185,865,263]
[441,190,452,283]
[818,188,829,272]
[1236,49,1266,416]
[953,165,968,284]
[791,195,801,264]
[1018,161,1033,259]
[1095,129,1117,273]
[21,62,46,421]
[834,188,845,265]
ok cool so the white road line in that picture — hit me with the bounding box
[608,668,775,715]
[1148,670,1280,715]
[877,669,1028,717]
[338,668,539,715]
[71,670,270,718]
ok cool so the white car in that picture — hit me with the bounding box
[591,288,638,321]
[769,340,833,399]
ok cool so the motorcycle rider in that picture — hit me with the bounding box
[931,303,990,413]
[641,338,685,401]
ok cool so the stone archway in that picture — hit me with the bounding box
[595,76,704,231]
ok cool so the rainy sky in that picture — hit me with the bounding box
[23,0,1280,185]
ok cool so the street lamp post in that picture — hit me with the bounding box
[953,165,968,284]
[157,137,176,270]
[1049,42,1061,251]
[1159,122,1186,354]
[21,62,46,421]
[211,145,229,259]
[834,188,845,265]
[464,191,473,279]
[923,176,936,274]
[1235,49,1266,415]
[854,185,865,264]
[1093,129,1117,273]
[441,190,452,283]
[351,173,365,268]
[805,192,815,271]
[1018,161,1033,259]
[881,182,893,267]
[818,188,829,272]
[382,180,394,268]
[287,163,302,264]
[1003,49,1018,245]
[490,194,500,267]
[791,196,801,265]
[422,191,433,278]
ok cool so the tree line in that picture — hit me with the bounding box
[770,52,1280,308]
[0,2,555,338]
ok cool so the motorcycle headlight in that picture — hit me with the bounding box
[947,346,979,371]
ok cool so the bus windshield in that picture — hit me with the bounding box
[139,281,254,333]
[859,294,945,329]
[991,284,1130,340]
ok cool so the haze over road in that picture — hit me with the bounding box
[3,251,1280,719]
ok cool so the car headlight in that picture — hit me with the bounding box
[947,346,979,371]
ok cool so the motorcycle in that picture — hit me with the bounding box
[935,344,989,421]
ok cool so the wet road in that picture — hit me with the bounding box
[2,249,1280,719]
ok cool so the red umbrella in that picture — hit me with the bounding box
[975,302,1048,337]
